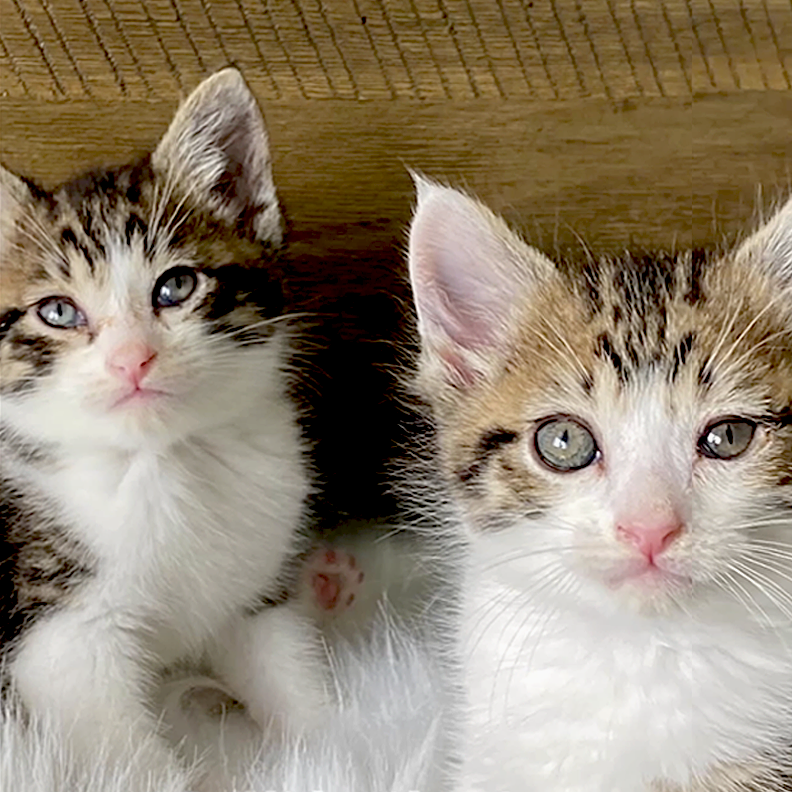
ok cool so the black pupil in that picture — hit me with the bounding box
[164,276,184,298]
[710,424,734,449]
[559,429,570,447]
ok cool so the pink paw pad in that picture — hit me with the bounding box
[305,548,365,613]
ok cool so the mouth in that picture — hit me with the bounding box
[112,387,171,409]
[605,560,691,590]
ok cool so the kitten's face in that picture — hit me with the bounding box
[0,70,285,450]
[409,182,792,617]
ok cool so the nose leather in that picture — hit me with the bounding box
[616,520,683,561]
[107,341,157,387]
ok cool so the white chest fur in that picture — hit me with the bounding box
[18,394,308,660]
[462,573,792,792]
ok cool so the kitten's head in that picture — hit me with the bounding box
[0,69,287,450]
[408,178,792,617]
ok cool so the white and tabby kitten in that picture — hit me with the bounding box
[407,179,792,791]
[0,70,323,787]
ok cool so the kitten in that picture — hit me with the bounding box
[406,179,792,791]
[0,69,322,787]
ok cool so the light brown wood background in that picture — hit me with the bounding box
[1,0,791,254]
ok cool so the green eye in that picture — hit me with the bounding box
[698,418,756,460]
[37,297,87,329]
[534,416,599,472]
[154,267,198,308]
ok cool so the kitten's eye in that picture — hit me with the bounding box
[36,297,87,329]
[153,267,198,308]
[698,418,756,460]
[534,416,599,472]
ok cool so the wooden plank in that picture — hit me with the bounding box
[1,0,790,101]
[1,91,790,257]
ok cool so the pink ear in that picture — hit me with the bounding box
[408,177,551,385]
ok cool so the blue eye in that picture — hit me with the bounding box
[154,267,198,308]
[37,297,87,329]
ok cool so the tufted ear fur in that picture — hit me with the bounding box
[153,68,281,245]
[407,176,554,388]
[0,166,35,264]
[733,194,792,292]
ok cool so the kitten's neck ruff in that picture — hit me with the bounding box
[463,528,792,792]
[3,367,308,658]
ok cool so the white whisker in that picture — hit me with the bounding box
[711,289,789,377]
[727,561,792,630]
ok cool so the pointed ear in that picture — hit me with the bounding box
[407,176,553,387]
[153,68,281,244]
[0,166,35,263]
[734,195,792,289]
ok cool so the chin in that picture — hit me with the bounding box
[112,411,175,447]
[58,399,188,451]
[111,388,172,410]
[102,383,231,446]
[585,562,696,616]
[614,578,692,616]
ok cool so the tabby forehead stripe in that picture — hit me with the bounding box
[670,332,695,381]
[596,332,628,383]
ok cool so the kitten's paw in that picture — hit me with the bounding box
[304,547,365,614]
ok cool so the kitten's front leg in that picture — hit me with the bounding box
[209,602,330,733]
[11,605,188,790]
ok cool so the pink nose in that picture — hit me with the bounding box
[107,342,157,387]
[616,520,683,561]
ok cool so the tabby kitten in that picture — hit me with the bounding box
[0,69,321,786]
[407,179,792,791]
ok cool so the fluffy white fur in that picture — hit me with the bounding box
[461,550,792,791]
[409,181,792,791]
[2,612,456,792]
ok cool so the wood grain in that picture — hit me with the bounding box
[1,91,790,257]
[3,0,790,103]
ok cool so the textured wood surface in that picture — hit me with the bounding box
[2,91,791,254]
[1,0,790,102]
